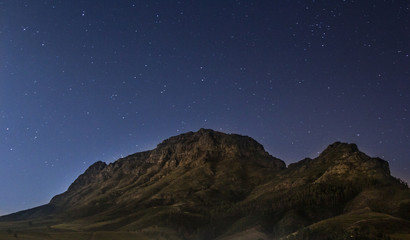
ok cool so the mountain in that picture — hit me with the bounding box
[1,129,409,240]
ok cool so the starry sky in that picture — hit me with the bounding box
[1,0,409,215]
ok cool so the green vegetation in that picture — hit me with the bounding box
[283,208,410,240]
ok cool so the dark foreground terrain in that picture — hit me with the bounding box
[1,129,410,240]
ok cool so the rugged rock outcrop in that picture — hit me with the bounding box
[48,129,285,219]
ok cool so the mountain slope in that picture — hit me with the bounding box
[1,129,409,240]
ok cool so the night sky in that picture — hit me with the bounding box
[1,0,409,215]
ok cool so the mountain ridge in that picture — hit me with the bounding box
[1,129,409,240]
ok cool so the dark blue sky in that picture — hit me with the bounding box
[1,0,409,215]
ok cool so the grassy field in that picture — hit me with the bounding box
[0,231,171,240]
[390,234,410,240]
[0,219,181,240]
[282,208,410,240]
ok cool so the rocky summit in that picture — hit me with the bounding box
[1,129,409,240]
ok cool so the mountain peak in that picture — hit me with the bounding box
[312,141,391,182]
[320,141,359,157]
[197,127,214,133]
[157,128,266,152]
[49,129,286,210]
[153,128,284,170]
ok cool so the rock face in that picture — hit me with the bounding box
[49,128,286,218]
[314,142,390,183]
[1,129,409,240]
[285,142,391,185]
